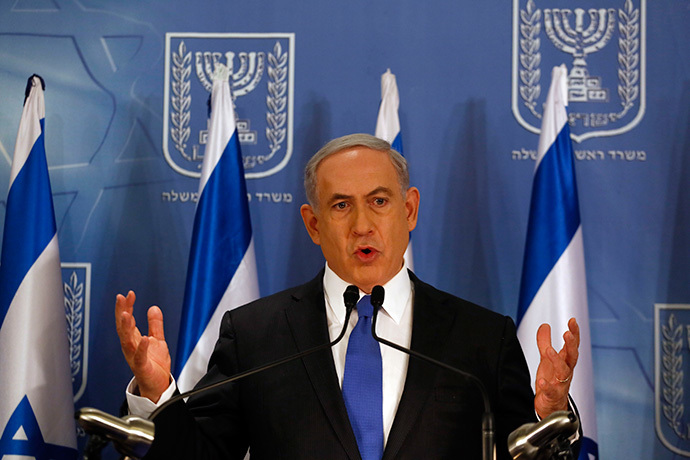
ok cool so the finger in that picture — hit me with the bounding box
[147,306,166,341]
[547,345,572,383]
[115,291,136,332]
[114,294,127,333]
[133,336,150,372]
[536,323,552,356]
[556,318,579,365]
[119,310,135,337]
[118,311,142,356]
[568,317,580,347]
[120,308,141,338]
[562,329,580,370]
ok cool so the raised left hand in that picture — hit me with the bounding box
[534,317,580,418]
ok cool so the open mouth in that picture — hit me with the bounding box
[355,246,377,262]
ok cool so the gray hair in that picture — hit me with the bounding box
[304,133,409,208]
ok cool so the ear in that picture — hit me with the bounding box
[404,187,420,232]
[300,204,322,245]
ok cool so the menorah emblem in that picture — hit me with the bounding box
[194,51,267,147]
[544,8,616,102]
[195,51,266,99]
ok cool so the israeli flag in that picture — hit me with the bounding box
[516,65,598,459]
[175,65,260,392]
[0,76,77,459]
[375,68,413,270]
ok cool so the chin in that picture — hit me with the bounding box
[351,269,390,290]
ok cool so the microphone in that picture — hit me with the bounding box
[76,285,361,459]
[76,407,154,459]
[507,410,579,460]
[369,285,496,460]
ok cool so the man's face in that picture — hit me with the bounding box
[300,147,419,293]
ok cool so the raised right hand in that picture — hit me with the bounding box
[115,291,171,402]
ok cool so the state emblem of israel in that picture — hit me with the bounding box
[163,33,295,178]
[655,304,690,457]
[512,0,645,142]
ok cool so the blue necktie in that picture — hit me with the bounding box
[342,295,384,460]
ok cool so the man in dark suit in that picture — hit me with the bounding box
[116,133,580,459]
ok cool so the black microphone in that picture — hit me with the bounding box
[507,410,579,460]
[76,285,361,459]
[369,285,496,460]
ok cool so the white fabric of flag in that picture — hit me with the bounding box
[516,65,598,459]
[375,68,414,270]
[175,65,260,392]
[0,75,77,459]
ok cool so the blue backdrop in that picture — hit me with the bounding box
[1,0,688,458]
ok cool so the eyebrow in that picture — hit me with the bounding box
[327,193,353,205]
[326,186,394,206]
[366,186,394,197]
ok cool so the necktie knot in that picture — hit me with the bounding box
[357,295,374,319]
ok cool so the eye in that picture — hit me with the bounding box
[372,197,387,207]
[333,201,349,210]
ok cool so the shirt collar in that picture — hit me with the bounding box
[323,263,412,326]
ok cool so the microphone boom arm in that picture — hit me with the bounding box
[369,285,496,460]
[151,286,358,420]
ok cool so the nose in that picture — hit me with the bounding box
[351,207,374,236]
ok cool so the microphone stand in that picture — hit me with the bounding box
[78,285,361,459]
[369,286,496,460]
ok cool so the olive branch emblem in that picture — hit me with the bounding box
[610,0,640,121]
[519,0,542,119]
[171,41,192,160]
[64,271,84,383]
[265,41,288,160]
[661,314,690,438]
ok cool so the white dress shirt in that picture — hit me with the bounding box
[127,264,415,448]
[323,263,413,446]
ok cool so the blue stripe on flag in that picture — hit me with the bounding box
[516,122,580,323]
[391,132,403,156]
[174,131,252,373]
[0,119,56,327]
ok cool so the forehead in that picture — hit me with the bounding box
[315,147,399,194]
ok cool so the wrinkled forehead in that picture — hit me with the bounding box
[315,147,400,186]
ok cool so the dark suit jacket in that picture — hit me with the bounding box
[145,271,537,459]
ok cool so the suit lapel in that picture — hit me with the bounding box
[284,274,361,460]
[383,274,457,460]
